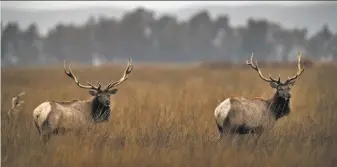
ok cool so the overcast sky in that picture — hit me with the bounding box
[1,1,319,10]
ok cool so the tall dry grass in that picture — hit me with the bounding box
[1,64,337,167]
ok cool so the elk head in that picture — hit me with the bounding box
[246,52,304,101]
[63,58,133,107]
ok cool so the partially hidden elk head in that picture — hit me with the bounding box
[246,52,305,101]
[63,58,133,107]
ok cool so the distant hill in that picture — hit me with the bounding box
[1,2,337,37]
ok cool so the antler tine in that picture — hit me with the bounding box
[285,51,305,84]
[105,57,133,90]
[246,53,278,83]
[17,92,25,97]
[64,60,99,90]
[266,73,280,84]
[11,97,18,110]
[97,82,102,89]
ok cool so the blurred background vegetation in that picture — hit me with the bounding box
[1,2,337,67]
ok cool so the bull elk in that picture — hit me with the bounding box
[214,52,304,138]
[33,58,133,143]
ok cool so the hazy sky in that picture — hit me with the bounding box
[1,1,317,10]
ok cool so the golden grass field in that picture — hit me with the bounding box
[1,62,337,167]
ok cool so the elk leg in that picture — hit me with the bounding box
[218,119,233,141]
[40,120,54,144]
[216,119,232,140]
[54,127,68,135]
[34,121,41,135]
[41,133,51,144]
[41,129,53,144]
[216,121,224,139]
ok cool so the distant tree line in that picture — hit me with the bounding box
[1,8,337,67]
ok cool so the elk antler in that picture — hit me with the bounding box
[284,51,305,85]
[105,57,133,90]
[8,92,25,119]
[246,53,281,84]
[64,60,102,90]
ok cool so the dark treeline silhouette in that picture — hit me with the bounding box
[2,7,337,67]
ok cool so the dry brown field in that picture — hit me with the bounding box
[1,62,337,167]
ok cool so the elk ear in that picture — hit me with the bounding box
[270,82,278,88]
[108,89,118,95]
[88,90,98,96]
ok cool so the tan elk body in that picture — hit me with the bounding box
[214,53,304,138]
[33,58,133,143]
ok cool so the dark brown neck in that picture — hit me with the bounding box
[268,92,290,120]
[90,97,111,123]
